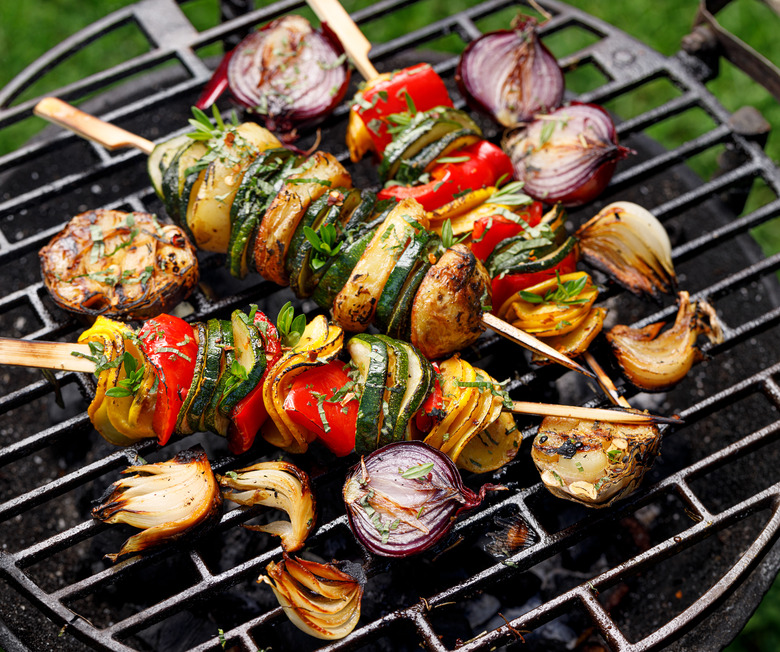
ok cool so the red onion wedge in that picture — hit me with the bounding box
[198,15,350,136]
[456,16,564,127]
[503,102,633,206]
[343,441,503,558]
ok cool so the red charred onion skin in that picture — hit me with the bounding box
[343,441,499,558]
[503,102,632,206]
[225,16,350,134]
[456,17,564,127]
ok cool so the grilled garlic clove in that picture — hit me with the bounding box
[576,201,676,300]
[218,461,316,552]
[259,554,363,640]
[606,291,724,391]
[532,416,662,507]
[92,446,222,561]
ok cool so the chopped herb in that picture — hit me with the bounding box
[155,346,192,363]
[607,449,622,462]
[539,119,557,145]
[440,219,468,249]
[436,156,470,164]
[486,181,533,207]
[400,462,434,479]
[575,461,584,473]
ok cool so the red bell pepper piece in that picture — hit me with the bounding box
[195,48,235,110]
[414,363,443,433]
[355,63,453,155]
[227,308,282,455]
[490,249,579,312]
[377,140,514,212]
[283,360,358,457]
[470,203,544,262]
[137,314,198,446]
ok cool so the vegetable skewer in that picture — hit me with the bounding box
[33,97,594,379]
[0,329,674,427]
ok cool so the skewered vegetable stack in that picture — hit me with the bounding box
[149,109,492,359]
[79,307,519,470]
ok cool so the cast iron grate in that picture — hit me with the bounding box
[1,0,780,650]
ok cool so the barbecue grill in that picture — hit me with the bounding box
[2,0,780,650]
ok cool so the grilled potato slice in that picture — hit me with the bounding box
[253,151,351,285]
[410,244,491,359]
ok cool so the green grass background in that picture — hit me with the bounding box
[1,1,780,649]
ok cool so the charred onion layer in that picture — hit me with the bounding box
[92,446,222,561]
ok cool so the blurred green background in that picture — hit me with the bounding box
[1,1,779,650]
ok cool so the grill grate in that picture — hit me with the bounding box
[2,1,780,650]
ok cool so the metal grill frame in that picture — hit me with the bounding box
[2,1,780,650]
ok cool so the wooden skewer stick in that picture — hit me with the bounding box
[583,351,629,408]
[34,97,155,154]
[0,337,671,424]
[510,401,679,426]
[581,351,681,425]
[481,313,594,379]
[0,338,94,373]
[307,0,379,80]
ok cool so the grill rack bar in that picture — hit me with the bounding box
[1,0,780,650]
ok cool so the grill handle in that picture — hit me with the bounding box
[33,97,154,154]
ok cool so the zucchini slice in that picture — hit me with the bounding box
[228,148,297,278]
[374,231,434,333]
[347,334,389,454]
[176,321,207,436]
[378,108,482,182]
[391,340,433,441]
[395,128,481,185]
[286,189,345,298]
[311,228,374,310]
[385,260,431,341]
[205,319,234,437]
[187,319,225,432]
[218,309,268,415]
[161,140,207,233]
[149,134,190,200]
[374,335,409,447]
